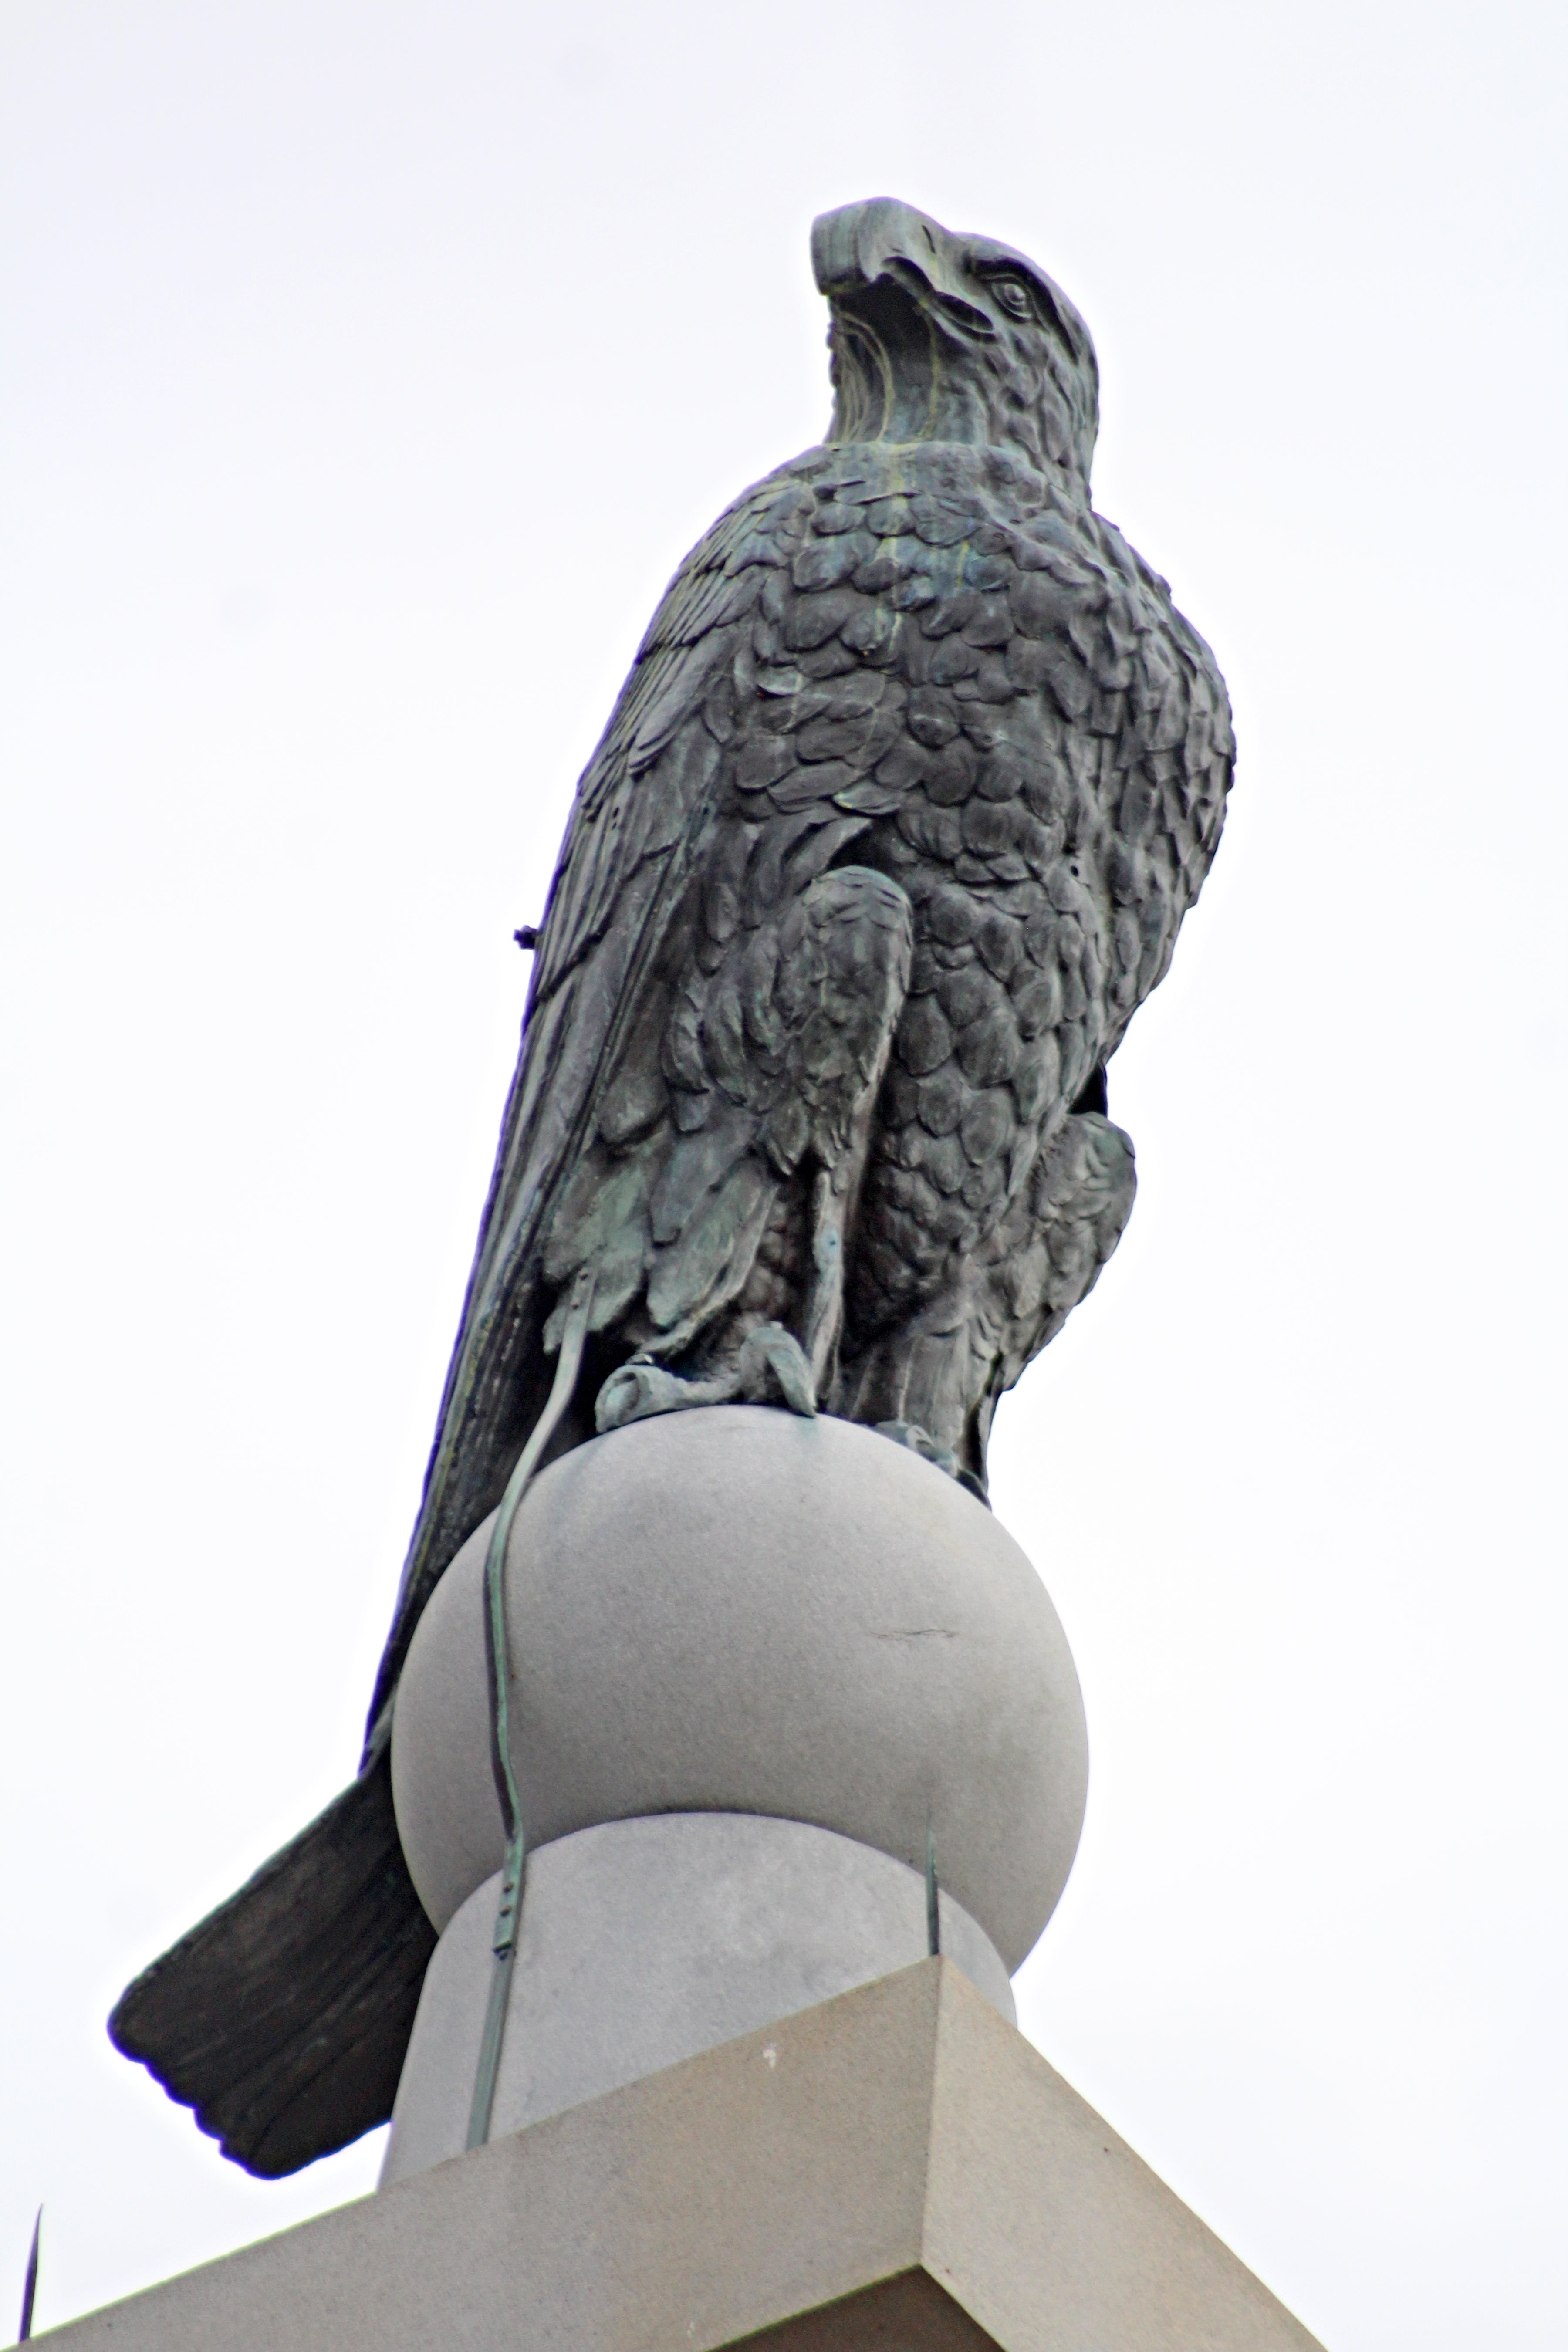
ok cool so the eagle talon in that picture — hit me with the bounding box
[872,1420,992,1507]
[874,1419,954,1471]
[737,1324,818,1418]
[594,1325,818,1434]
[594,1359,703,1433]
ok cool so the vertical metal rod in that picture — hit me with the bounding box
[466,1269,596,2153]
[19,2206,41,2342]
[926,1819,940,1959]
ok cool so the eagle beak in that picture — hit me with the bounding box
[811,199,994,341]
[811,198,938,297]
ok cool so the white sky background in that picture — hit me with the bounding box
[2,0,1565,2339]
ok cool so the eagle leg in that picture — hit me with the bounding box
[593,866,913,1437]
[836,1104,1138,1494]
[791,867,915,1389]
[835,1306,991,1484]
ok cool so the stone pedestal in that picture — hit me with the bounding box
[68,1414,1325,2345]
[382,1811,1014,2184]
[40,1962,1325,2350]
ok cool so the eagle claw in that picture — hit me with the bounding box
[875,1419,990,1506]
[594,1361,696,1432]
[594,1322,818,1436]
[736,1324,817,1417]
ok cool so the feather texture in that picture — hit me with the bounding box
[110,200,1232,2180]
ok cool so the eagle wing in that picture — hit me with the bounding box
[361,461,823,1749]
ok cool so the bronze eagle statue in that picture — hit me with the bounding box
[111,199,1233,2174]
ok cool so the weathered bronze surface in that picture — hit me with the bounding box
[110,199,1233,2174]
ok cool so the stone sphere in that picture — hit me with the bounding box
[391,1406,1087,1971]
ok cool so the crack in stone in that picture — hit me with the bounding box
[867,1627,961,1640]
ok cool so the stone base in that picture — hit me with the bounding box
[39,1961,1325,2351]
[382,1812,1014,2186]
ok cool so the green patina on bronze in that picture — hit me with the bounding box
[109,199,1232,2176]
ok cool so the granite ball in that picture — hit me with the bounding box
[390,1405,1087,1972]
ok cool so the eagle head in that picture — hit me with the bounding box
[811,197,1099,485]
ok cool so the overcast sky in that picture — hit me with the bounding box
[2,0,1565,2342]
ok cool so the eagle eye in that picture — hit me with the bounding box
[991,276,1033,320]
